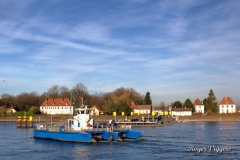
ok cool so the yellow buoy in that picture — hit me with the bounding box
[17,116,21,121]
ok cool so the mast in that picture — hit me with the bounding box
[70,88,77,115]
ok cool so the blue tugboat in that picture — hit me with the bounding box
[34,105,145,143]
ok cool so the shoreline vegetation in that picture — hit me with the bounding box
[1,114,240,123]
[177,115,240,122]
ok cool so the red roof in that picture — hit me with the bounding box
[220,97,235,105]
[41,98,71,106]
[193,98,203,105]
[130,102,137,109]
[130,102,151,110]
[91,105,104,112]
[172,108,192,111]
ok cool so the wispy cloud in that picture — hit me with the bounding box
[1,0,240,104]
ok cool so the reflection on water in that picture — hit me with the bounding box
[0,122,239,160]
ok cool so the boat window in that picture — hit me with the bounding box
[76,110,80,114]
[81,110,84,114]
[86,110,90,114]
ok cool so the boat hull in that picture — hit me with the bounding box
[34,130,95,143]
[34,129,143,143]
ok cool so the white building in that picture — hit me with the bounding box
[130,102,151,114]
[193,98,204,113]
[90,105,104,116]
[171,108,192,116]
[219,96,236,114]
[153,106,162,116]
[40,98,73,115]
[7,107,17,114]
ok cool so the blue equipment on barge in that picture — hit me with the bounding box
[34,105,146,143]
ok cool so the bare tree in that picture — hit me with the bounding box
[38,92,48,106]
[74,83,89,107]
[48,85,60,98]
[59,86,70,98]
[89,93,104,107]
[159,102,165,110]
[1,93,16,108]
[16,92,39,111]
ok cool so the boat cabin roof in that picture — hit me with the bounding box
[75,106,91,115]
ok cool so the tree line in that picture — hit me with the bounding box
[170,89,218,114]
[0,83,153,115]
[0,85,223,116]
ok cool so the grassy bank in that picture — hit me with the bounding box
[1,114,240,123]
[0,114,156,123]
[178,115,240,122]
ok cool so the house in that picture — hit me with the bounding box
[90,105,104,116]
[171,108,192,116]
[130,102,151,114]
[40,98,73,115]
[193,98,204,113]
[219,96,236,114]
[153,106,163,115]
[6,107,16,115]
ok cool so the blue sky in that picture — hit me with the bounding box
[0,0,240,105]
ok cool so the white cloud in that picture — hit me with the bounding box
[1,0,240,105]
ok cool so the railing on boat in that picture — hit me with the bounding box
[35,124,132,132]
[115,121,164,126]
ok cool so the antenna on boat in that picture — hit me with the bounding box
[70,88,77,114]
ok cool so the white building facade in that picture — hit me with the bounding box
[40,98,73,115]
[219,97,236,114]
[130,103,151,114]
[90,105,104,116]
[193,98,204,113]
[171,108,192,116]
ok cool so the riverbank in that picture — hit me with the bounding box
[1,115,240,123]
[0,114,149,123]
[177,115,240,122]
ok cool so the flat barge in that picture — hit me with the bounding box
[34,105,146,143]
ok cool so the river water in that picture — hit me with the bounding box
[0,122,239,160]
